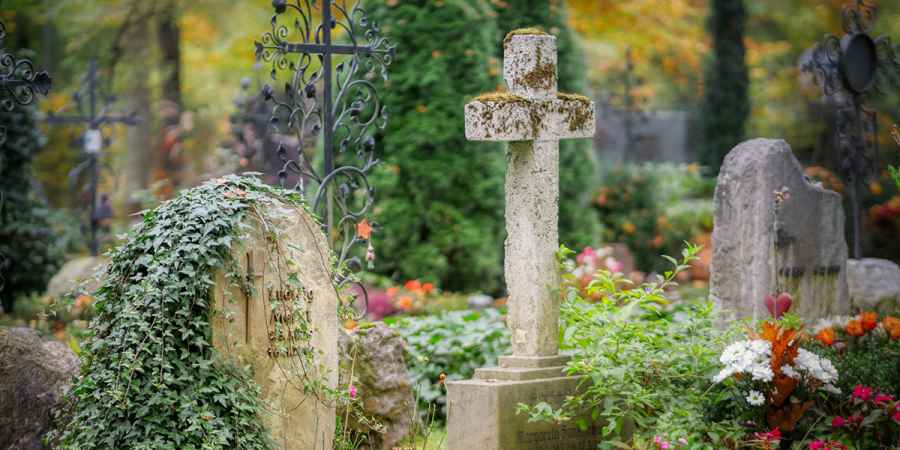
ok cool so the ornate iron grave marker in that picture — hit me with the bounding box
[802,0,900,258]
[0,20,52,145]
[254,0,394,293]
[45,59,139,256]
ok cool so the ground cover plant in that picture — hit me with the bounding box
[386,308,510,422]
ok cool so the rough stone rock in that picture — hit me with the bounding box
[710,139,850,322]
[45,256,108,299]
[0,327,79,450]
[467,294,494,310]
[338,323,414,450]
[847,258,900,314]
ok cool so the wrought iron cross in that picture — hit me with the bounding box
[255,0,394,277]
[802,0,899,258]
[0,20,52,144]
[45,59,139,256]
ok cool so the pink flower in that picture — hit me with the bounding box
[348,384,357,399]
[577,247,596,265]
[893,410,900,423]
[831,416,845,428]
[604,256,623,273]
[874,393,894,405]
[660,443,670,449]
[808,441,826,450]
[848,415,864,426]
[754,428,781,442]
[851,384,873,402]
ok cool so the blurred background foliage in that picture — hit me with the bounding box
[0,0,899,308]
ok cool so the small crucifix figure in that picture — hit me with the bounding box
[45,59,139,256]
[464,30,595,359]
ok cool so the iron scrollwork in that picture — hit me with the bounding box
[801,0,899,258]
[255,0,394,310]
[0,20,52,145]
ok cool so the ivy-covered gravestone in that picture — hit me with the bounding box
[54,176,340,450]
[210,188,339,450]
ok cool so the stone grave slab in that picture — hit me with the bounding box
[211,202,338,450]
[710,138,850,321]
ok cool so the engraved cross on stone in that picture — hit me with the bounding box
[464,31,595,358]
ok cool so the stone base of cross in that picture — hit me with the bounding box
[447,30,599,450]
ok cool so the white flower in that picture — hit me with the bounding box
[751,364,774,382]
[794,348,839,385]
[782,364,799,379]
[823,384,842,395]
[714,339,773,384]
[746,390,765,406]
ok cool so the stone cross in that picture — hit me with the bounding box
[464,31,595,358]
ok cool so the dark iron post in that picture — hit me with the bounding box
[45,59,139,256]
[803,0,899,258]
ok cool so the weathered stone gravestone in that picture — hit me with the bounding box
[211,202,339,450]
[448,29,600,450]
[710,138,850,321]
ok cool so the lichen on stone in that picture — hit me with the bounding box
[503,27,548,47]
[473,91,528,103]
[557,92,591,105]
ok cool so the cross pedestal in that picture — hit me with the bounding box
[447,30,599,450]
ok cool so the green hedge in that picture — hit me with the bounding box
[366,0,506,293]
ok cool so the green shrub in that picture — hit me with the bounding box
[365,0,506,294]
[0,103,63,313]
[592,163,713,273]
[521,245,745,449]
[699,0,749,174]
[492,0,600,249]
[386,309,510,422]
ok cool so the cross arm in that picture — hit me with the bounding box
[464,93,596,142]
[256,41,394,57]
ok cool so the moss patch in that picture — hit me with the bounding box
[558,92,591,105]
[559,93,592,132]
[503,27,548,47]
[473,91,528,103]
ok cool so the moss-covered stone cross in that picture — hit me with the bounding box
[464,30,595,358]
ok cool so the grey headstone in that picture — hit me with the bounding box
[710,138,850,321]
[467,294,494,310]
[847,258,900,314]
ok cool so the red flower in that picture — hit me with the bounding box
[852,385,873,402]
[846,319,865,337]
[874,393,894,406]
[860,311,878,331]
[893,410,900,423]
[754,428,782,442]
[831,416,845,428]
[404,279,422,292]
[847,415,864,426]
[764,293,792,319]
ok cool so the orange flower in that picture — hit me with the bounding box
[846,319,865,337]
[386,287,398,299]
[621,222,636,235]
[396,296,413,311]
[651,235,664,248]
[815,327,835,346]
[343,320,358,331]
[404,279,422,292]
[860,311,878,331]
[884,316,900,340]
[75,294,93,309]
[356,219,373,240]
[422,282,435,294]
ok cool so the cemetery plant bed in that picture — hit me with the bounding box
[49,175,348,449]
